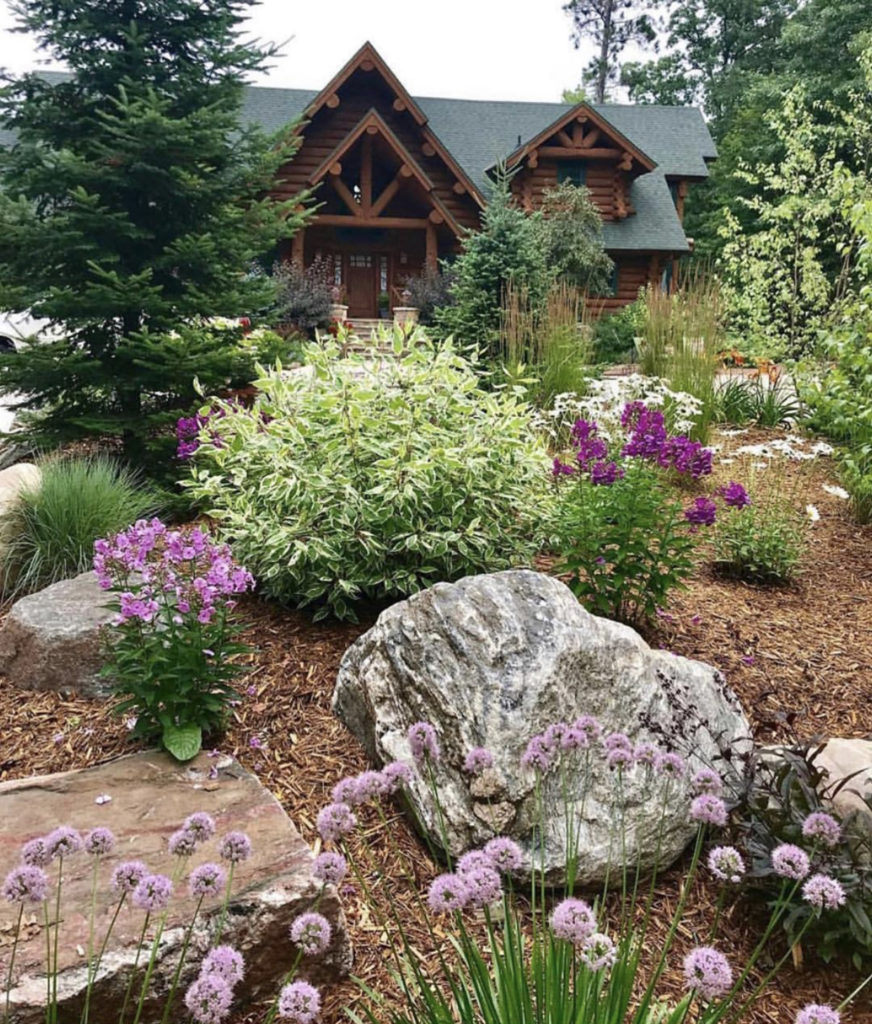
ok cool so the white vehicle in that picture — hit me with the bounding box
[0,311,54,351]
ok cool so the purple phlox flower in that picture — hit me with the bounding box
[620,400,647,430]
[484,837,524,873]
[408,722,440,763]
[801,873,846,911]
[580,932,617,971]
[573,716,603,743]
[685,497,718,527]
[277,980,321,1023]
[590,460,624,486]
[189,863,227,899]
[45,826,83,860]
[331,776,360,805]
[427,873,469,913]
[604,732,633,751]
[463,747,494,774]
[633,742,660,768]
[132,873,173,912]
[248,735,263,750]
[521,734,554,773]
[21,837,49,867]
[659,436,713,479]
[111,860,148,897]
[84,827,115,857]
[463,865,502,908]
[184,972,233,1024]
[200,945,244,988]
[771,844,811,881]
[551,898,597,944]
[290,912,332,956]
[655,751,687,779]
[683,946,733,1001]
[607,746,634,771]
[218,831,252,864]
[571,419,609,471]
[380,761,414,793]
[312,852,347,886]
[796,1006,840,1024]
[720,481,751,508]
[183,812,216,844]
[690,795,728,827]
[3,865,49,904]
[691,768,723,796]
[316,803,357,842]
[622,407,667,460]
[740,654,754,666]
[457,850,493,876]
[169,829,199,858]
[802,811,841,849]
[552,456,576,478]
[707,846,745,884]
[354,770,388,803]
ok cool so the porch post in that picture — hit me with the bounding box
[291,227,305,266]
[425,222,437,271]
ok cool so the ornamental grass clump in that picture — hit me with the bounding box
[184,328,550,621]
[94,519,254,759]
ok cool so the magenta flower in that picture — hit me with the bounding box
[84,827,116,857]
[552,457,575,478]
[580,932,617,971]
[183,812,216,844]
[683,946,732,1000]
[551,898,596,944]
[316,803,357,842]
[21,837,49,867]
[801,812,841,848]
[380,761,414,792]
[796,1006,840,1024]
[685,497,717,527]
[45,826,83,860]
[463,747,494,774]
[132,873,173,912]
[771,844,810,880]
[290,912,332,956]
[427,873,469,913]
[277,980,321,1023]
[690,795,728,827]
[484,837,524,873]
[312,852,347,886]
[463,865,502,908]
[720,481,751,508]
[801,874,846,911]
[408,722,440,763]
[603,731,632,751]
[184,973,233,1024]
[189,863,226,898]
[691,768,723,796]
[218,831,252,863]
[707,846,745,884]
[110,860,148,897]
[200,945,244,987]
[3,865,49,904]
[607,747,633,771]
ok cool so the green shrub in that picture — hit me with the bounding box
[714,376,802,427]
[838,449,872,524]
[0,456,158,600]
[185,328,550,620]
[591,300,644,364]
[711,495,808,584]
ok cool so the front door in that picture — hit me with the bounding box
[345,253,377,318]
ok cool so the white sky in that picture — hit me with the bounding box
[0,0,646,103]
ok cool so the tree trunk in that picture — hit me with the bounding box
[596,0,614,103]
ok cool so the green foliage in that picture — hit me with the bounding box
[0,0,309,462]
[270,256,334,333]
[185,328,550,621]
[592,300,644,364]
[535,182,614,293]
[565,0,656,103]
[712,493,808,583]
[0,456,157,600]
[553,462,698,624]
[714,377,801,427]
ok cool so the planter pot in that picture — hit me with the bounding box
[393,306,419,328]
[329,303,348,322]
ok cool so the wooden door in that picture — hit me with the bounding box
[346,253,377,317]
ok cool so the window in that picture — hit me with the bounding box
[668,181,679,208]
[661,260,674,293]
[349,254,372,268]
[379,255,389,292]
[591,263,620,298]
[557,160,587,187]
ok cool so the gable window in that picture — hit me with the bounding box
[668,181,679,208]
[557,160,587,188]
[591,263,619,298]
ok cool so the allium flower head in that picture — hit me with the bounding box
[690,795,728,827]
[559,726,589,751]
[218,831,252,863]
[463,747,494,774]
[312,852,347,886]
[316,803,357,842]
[45,826,83,860]
[633,742,659,767]
[683,946,733,1001]
[84,827,116,857]
[551,898,596,944]
[521,735,554,773]
[21,837,49,867]
[457,850,493,876]
[200,945,244,987]
[801,812,841,849]
[771,844,810,881]
[111,860,148,897]
[607,746,633,771]
[427,873,469,913]
[183,812,216,843]
[408,722,440,763]
[132,873,173,912]
[707,846,745,884]
[463,866,502,908]
[189,863,226,898]
[277,980,321,1023]
[691,768,723,796]
[3,865,49,904]
[796,1006,840,1024]
[331,777,360,805]
[184,973,233,1024]
[603,731,632,751]
[801,874,846,911]
[380,761,413,793]
[169,829,198,858]
[580,932,617,971]
[573,715,602,743]
[655,751,686,778]
[354,770,388,803]
[290,912,332,956]
[484,837,524,873]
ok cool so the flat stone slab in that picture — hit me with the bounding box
[0,751,351,1023]
[0,570,114,697]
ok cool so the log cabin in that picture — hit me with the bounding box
[247,42,717,320]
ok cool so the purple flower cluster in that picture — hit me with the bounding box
[277,980,321,1023]
[683,946,733,1001]
[551,898,597,944]
[463,747,494,774]
[771,843,810,881]
[3,865,49,904]
[290,912,332,956]
[685,497,718,527]
[177,406,230,461]
[621,405,713,480]
[801,811,841,849]
[186,942,245,1024]
[408,722,440,763]
[802,874,846,911]
[796,1006,840,1024]
[707,846,745,884]
[189,862,227,899]
[719,481,751,509]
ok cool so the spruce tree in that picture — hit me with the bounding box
[0,0,307,462]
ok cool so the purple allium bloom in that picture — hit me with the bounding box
[3,865,49,904]
[290,912,332,956]
[707,846,745,884]
[690,795,728,827]
[573,716,602,743]
[603,731,633,751]
[559,726,589,751]
[801,812,842,849]
[463,747,494,774]
[354,770,388,803]
[331,776,360,805]
[607,747,634,771]
[720,481,751,509]
[590,460,624,486]
[45,826,83,860]
[740,654,754,666]
[544,722,569,747]
[655,751,686,778]
[380,761,414,793]
[184,972,233,1024]
[189,863,226,899]
[550,898,596,944]
[169,829,198,858]
[132,873,173,912]
[771,844,811,881]
[408,722,440,763]
[484,837,524,873]
[183,812,216,844]
[580,932,617,971]
[312,852,347,886]
[691,768,723,796]
[21,837,49,867]
[683,946,733,1001]
[277,980,321,1023]
[457,850,493,876]
[633,741,659,768]
[427,873,469,913]
[316,803,357,842]
[796,1006,840,1024]
[200,945,244,987]
[110,860,148,897]
[521,735,554,772]
[802,874,846,911]
[218,831,252,863]
[84,827,116,857]
[463,866,502,908]
[552,457,576,478]
[685,497,718,527]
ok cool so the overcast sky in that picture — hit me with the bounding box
[0,0,646,103]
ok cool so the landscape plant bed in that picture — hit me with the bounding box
[0,428,870,1021]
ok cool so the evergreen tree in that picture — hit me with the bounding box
[0,0,307,462]
[564,0,657,103]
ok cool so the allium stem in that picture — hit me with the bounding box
[156,894,204,1024]
[49,857,65,1024]
[3,902,24,1024]
[80,858,100,1024]
[118,912,150,1024]
[43,901,52,1024]
[81,894,126,1024]
[261,949,305,1024]
[212,862,235,945]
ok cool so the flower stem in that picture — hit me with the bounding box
[157,895,204,1024]
[81,895,126,1024]
[117,912,150,1024]
[3,903,24,1024]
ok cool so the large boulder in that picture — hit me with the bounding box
[814,739,872,838]
[0,751,351,1024]
[0,461,40,513]
[333,569,752,885]
[0,570,114,697]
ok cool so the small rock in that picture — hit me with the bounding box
[0,462,40,514]
[813,738,872,839]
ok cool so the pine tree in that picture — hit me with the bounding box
[0,0,307,462]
